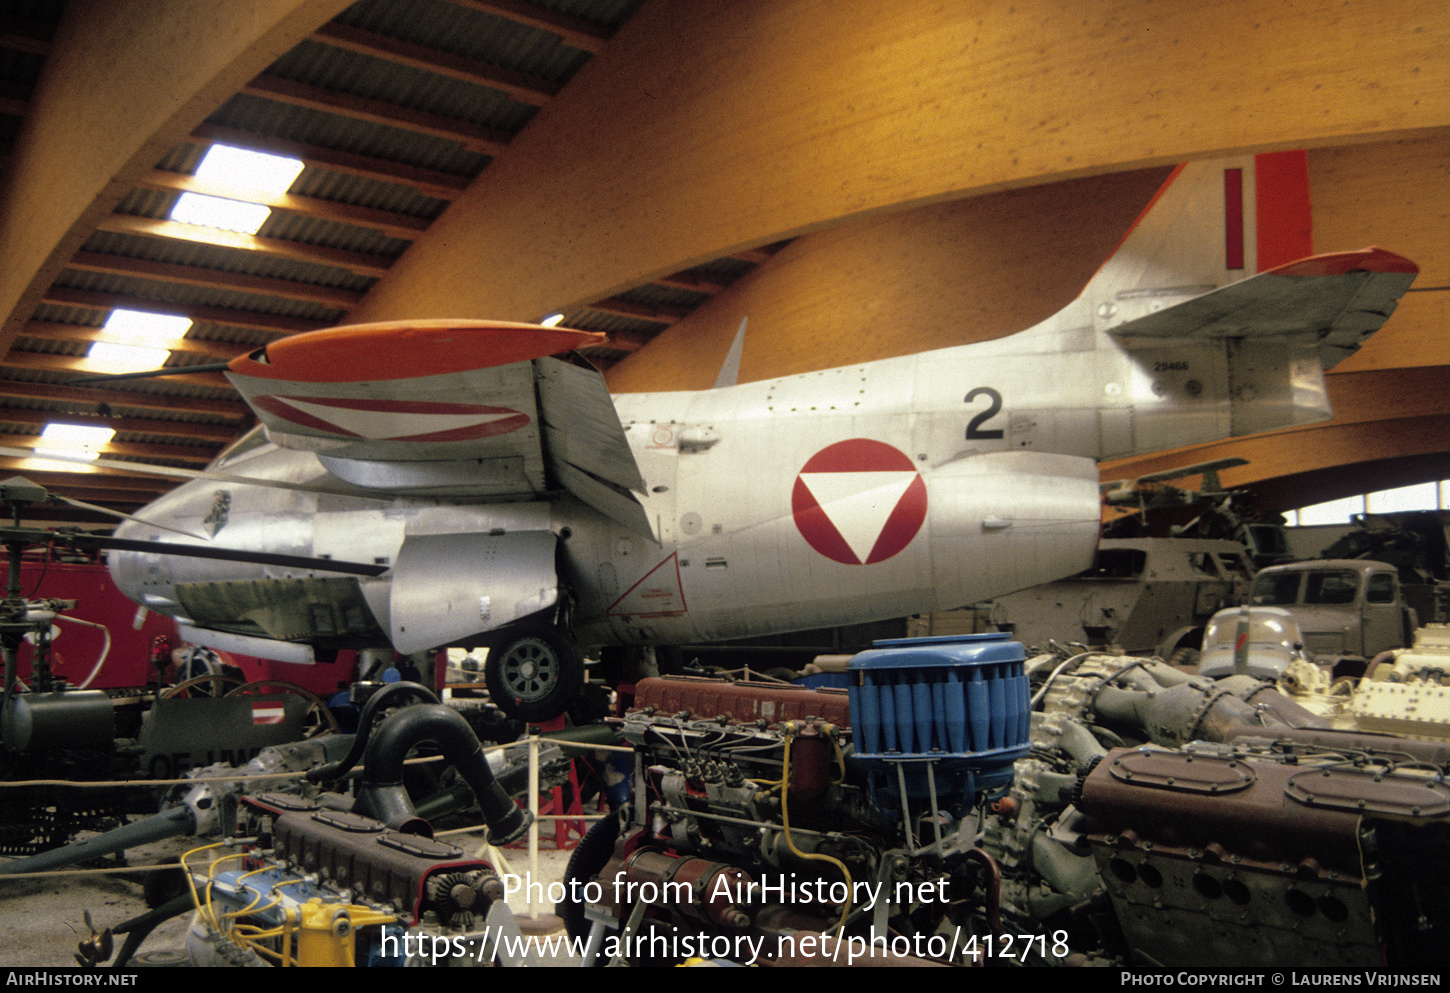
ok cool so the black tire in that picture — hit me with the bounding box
[556,811,621,945]
[484,627,585,722]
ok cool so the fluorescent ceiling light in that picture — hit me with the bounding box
[102,309,192,345]
[38,423,116,462]
[170,192,271,234]
[87,341,172,374]
[195,144,305,195]
[539,312,566,327]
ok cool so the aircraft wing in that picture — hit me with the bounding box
[224,320,654,537]
[1107,247,1418,368]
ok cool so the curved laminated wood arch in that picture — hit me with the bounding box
[351,0,1450,323]
[0,0,354,346]
[0,0,1445,514]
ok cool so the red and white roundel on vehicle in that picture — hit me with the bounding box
[791,439,927,565]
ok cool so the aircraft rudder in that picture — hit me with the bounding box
[1080,151,1315,314]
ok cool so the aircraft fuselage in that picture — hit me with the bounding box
[107,303,1326,658]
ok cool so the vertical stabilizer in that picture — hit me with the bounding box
[1082,152,1312,330]
[713,316,748,389]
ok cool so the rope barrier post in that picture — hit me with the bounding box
[527,732,540,919]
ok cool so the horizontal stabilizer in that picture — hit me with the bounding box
[1108,247,1418,367]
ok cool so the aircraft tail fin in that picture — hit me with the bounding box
[1080,151,1417,367]
[713,316,748,389]
[1082,151,1314,308]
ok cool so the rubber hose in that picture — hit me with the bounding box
[353,703,530,844]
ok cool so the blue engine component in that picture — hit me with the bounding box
[848,633,1029,805]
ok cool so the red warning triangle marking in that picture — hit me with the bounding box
[607,553,687,617]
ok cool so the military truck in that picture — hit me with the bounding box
[912,536,1256,660]
[1247,558,1418,674]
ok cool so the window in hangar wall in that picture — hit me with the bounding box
[1286,482,1444,526]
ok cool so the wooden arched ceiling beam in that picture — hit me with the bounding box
[1103,413,1450,512]
[352,0,1449,324]
[605,134,1450,391]
[605,166,1178,392]
[0,0,355,346]
[1247,452,1450,515]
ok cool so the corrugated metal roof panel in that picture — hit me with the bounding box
[12,337,85,358]
[335,0,595,81]
[114,187,179,219]
[154,142,206,174]
[112,429,226,449]
[550,0,648,28]
[266,40,539,134]
[181,324,274,351]
[567,310,668,336]
[255,212,411,257]
[30,307,279,352]
[0,369,238,404]
[287,168,449,219]
[0,395,75,415]
[52,270,349,324]
[32,303,107,327]
[79,230,376,293]
[614,283,711,309]
[153,137,452,217]
[148,144,448,221]
[692,256,757,282]
[207,93,488,177]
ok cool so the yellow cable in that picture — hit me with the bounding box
[203,851,249,931]
[178,842,226,928]
[779,721,853,937]
[219,865,275,921]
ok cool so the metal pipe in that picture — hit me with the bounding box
[306,680,438,784]
[0,805,194,876]
[352,703,530,844]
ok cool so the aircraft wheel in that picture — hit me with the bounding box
[485,628,584,722]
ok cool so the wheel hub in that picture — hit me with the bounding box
[501,640,559,702]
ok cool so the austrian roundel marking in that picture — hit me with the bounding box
[791,439,927,565]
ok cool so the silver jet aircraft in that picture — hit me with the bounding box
[77,155,1416,719]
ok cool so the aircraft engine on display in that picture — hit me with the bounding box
[565,639,1450,969]
[5,153,1414,722]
